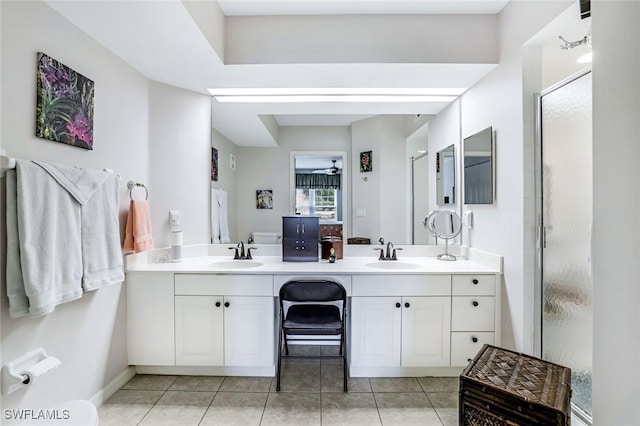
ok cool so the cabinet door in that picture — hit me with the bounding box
[401,297,451,367]
[451,332,494,366]
[175,296,224,366]
[224,296,274,366]
[351,297,402,367]
[127,272,175,366]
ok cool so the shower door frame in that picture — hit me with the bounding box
[534,67,593,426]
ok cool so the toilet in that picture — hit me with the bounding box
[15,400,98,426]
[251,231,281,244]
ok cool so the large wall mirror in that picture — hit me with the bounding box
[463,126,494,204]
[290,151,349,237]
[436,144,455,205]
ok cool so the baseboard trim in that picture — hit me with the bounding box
[90,366,136,407]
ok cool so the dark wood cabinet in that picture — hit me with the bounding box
[282,216,319,262]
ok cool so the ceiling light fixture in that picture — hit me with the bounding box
[207,87,465,103]
[213,95,457,103]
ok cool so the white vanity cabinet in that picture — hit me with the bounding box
[127,272,175,366]
[174,274,275,367]
[450,275,499,366]
[350,275,452,373]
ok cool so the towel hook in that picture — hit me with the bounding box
[127,180,148,200]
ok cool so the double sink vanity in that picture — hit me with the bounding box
[125,244,502,378]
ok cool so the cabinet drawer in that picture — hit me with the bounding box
[352,275,451,296]
[451,296,495,331]
[274,275,351,296]
[175,274,273,296]
[452,275,496,296]
[451,332,494,366]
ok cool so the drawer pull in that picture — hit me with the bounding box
[472,279,479,285]
[472,336,478,343]
[395,302,401,308]
[404,302,411,308]
[215,301,221,308]
[472,301,479,307]
[224,302,230,308]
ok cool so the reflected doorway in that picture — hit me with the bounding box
[411,153,433,244]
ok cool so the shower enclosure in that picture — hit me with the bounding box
[537,70,593,422]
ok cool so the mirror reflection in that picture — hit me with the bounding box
[436,145,455,205]
[293,155,343,222]
[464,126,494,204]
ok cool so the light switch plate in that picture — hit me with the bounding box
[169,210,181,226]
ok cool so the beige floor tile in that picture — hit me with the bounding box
[418,376,459,393]
[169,375,224,392]
[97,403,153,426]
[273,363,321,392]
[138,405,208,426]
[427,392,459,409]
[435,407,459,426]
[261,392,321,426]
[375,392,442,426]
[122,374,176,391]
[200,392,268,426]
[370,377,423,392]
[156,390,215,406]
[105,389,164,405]
[321,364,371,393]
[219,376,273,392]
[321,392,382,426]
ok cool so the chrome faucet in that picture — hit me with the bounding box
[229,241,257,259]
[374,241,402,261]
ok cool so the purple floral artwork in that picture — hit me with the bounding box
[211,147,219,181]
[36,52,95,150]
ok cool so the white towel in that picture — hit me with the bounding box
[5,160,123,317]
[5,170,29,317]
[211,188,230,244]
[34,161,124,292]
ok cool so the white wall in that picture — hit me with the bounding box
[0,0,213,410]
[591,2,640,424]
[0,0,148,409]
[236,126,351,242]
[148,81,211,247]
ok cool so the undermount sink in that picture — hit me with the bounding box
[211,260,263,269]
[365,261,421,270]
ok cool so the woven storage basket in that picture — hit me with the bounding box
[460,344,571,426]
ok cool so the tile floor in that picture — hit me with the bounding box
[98,346,459,426]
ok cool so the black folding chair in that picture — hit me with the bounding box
[276,279,348,392]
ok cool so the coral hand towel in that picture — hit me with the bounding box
[124,200,154,253]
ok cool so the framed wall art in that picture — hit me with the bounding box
[360,151,372,172]
[256,189,273,209]
[36,52,95,150]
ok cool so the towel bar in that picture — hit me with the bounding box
[127,180,148,200]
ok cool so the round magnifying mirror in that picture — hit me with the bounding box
[431,210,462,239]
[423,210,461,261]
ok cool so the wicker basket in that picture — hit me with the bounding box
[460,344,571,426]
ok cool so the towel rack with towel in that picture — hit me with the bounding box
[127,180,148,200]
[0,151,16,177]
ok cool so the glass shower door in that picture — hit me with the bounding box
[539,70,592,419]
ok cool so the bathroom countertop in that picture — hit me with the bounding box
[126,255,500,275]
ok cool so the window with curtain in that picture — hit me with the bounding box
[295,173,341,220]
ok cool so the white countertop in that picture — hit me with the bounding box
[126,254,500,275]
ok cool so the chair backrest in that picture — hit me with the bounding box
[279,280,346,303]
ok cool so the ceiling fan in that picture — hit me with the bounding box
[312,160,339,175]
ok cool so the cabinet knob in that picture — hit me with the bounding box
[472,336,478,343]
[404,302,410,308]
[215,301,221,308]
[472,279,479,285]
[395,302,401,308]
[224,302,230,308]
[472,301,479,307]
